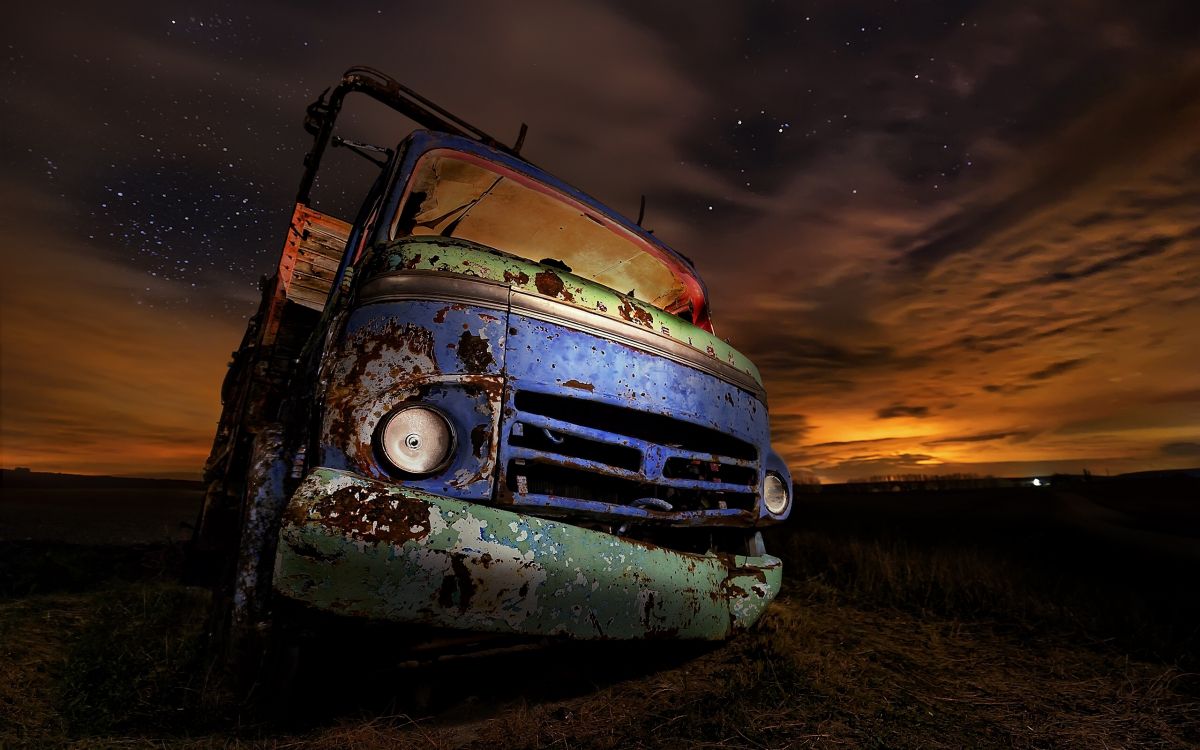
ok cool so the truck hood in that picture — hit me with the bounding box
[360,237,763,396]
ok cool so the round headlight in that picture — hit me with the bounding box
[378,405,455,475]
[763,473,790,516]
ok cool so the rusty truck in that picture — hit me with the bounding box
[192,67,793,681]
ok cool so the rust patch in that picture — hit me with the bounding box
[503,269,530,285]
[617,299,654,328]
[324,319,438,473]
[470,423,488,457]
[535,270,565,298]
[405,327,437,357]
[433,303,466,324]
[562,379,595,392]
[283,494,314,528]
[302,485,432,546]
[458,373,504,403]
[457,330,495,371]
[725,563,769,585]
[722,580,749,598]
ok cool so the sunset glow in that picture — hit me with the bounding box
[3,2,1198,482]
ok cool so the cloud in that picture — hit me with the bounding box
[893,51,1200,275]
[1037,235,1176,284]
[1027,359,1088,381]
[820,453,944,478]
[1160,442,1200,457]
[5,0,1200,483]
[810,437,904,449]
[876,404,931,419]
[983,383,1036,395]
[770,413,812,444]
[926,430,1035,446]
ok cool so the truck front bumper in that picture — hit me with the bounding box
[273,468,781,639]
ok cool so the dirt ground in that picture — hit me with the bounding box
[1,475,1197,748]
[2,564,1196,749]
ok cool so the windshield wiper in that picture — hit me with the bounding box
[331,135,393,168]
[441,175,503,237]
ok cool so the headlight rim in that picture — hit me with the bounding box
[375,403,457,477]
[762,472,790,516]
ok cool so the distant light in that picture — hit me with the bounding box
[1032,478,1042,486]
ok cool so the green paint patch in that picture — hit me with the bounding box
[365,238,762,385]
[274,469,781,639]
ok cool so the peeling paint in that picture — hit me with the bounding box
[275,469,782,639]
[366,239,761,384]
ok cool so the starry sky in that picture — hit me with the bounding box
[3,1,1199,481]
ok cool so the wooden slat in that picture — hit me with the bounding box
[288,286,329,311]
[297,262,340,281]
[300,233,346,259]
[290,276,335,295]
[282,208,351,312]
[292,252,340,274]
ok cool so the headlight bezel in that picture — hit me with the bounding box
[375,403,457,477]
[762,472,790,516]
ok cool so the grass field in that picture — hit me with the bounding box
[1,476,1197,748]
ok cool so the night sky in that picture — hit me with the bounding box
[3,1,1199,481]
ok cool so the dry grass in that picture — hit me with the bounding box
[769,524,1200,672]
[2,573,1197,748]
[2,506,1198,749]
[0,594,82,743]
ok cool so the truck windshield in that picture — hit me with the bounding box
[391,149,703,320]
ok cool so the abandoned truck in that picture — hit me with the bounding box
[192,67,793,660]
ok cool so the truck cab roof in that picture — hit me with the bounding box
[370,130,713,330]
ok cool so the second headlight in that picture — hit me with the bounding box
[763,473,790,516]
[378,405,455,476]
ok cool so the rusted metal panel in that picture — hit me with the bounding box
[274,469,782,639]
[317,296,507,501]
[316,267,785,526]
[232,425,289,628]
[498,309,773,525]
[360,238,761,389]
[319,272,787,523]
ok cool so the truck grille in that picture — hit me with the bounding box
[501,390,759,516]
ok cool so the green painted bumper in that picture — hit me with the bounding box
[273,468,782,639]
